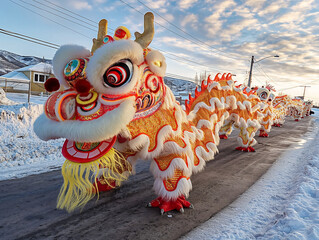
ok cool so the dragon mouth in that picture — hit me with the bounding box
[34,95,136,143]
[62,136,117,163]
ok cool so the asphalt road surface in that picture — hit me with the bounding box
[0,117,315,240]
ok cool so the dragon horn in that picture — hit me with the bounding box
[91,19,108,54]
[134,12,154,49]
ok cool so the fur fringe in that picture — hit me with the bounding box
[153,177,192,200]
[57,148,129,212]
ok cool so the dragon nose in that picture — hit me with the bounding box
[75,79,98,107]
[75,79,92,96]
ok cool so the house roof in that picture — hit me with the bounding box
[0,62,53,81]
[16,62,52,73]
[0,71,30,81]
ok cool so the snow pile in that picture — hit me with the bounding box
[0,100,64,180]
[183,109,319,239]
[0,88,15,105]
[261,157,319,239]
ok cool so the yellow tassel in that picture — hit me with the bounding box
[57,148,130,212]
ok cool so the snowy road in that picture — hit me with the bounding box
[0,92,317,239]
[0,114,315,240]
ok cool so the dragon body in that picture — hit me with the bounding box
[272,95,292,126]
[33,12,310,214]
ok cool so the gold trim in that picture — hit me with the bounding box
[76,91,98,105]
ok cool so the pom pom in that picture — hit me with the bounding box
[44,78,60,92]
[103,35,114,44]
[75,79,92,95]
[114,26,131,40]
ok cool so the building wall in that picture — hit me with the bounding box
[27,70,54,94]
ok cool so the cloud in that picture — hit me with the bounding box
[105,0,319,101]
[221,18,259,41]
[156,36,206,52]
[98,5,116,13]
[181,13,198,30]
[204,14,224,33]
[204,0,236,34]
[152,35,246,73]
[233,6,255,18]
[235,31,319,89]
[143,0,170,9]
[258,1,288,17]
[271,0,314,24]
[293,0,315,10]
[154,13,175,27]
[93,0,107,3]
[245,0,267,12]
[178,0,198,10]
[69,1,92,10]
[271,11,303,24]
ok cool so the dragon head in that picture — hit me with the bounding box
[256,87,270,102]
[34,12,167,159]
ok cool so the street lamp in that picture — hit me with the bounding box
[247,55,279,87]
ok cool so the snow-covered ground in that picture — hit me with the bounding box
[0,91,318,239]
[184,109,319,239]
[0,90,64,180]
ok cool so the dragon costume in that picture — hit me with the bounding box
[35,12,310,214]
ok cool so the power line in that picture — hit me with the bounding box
[33,0,115,34]
[136,0,243,61]
[43,0,97,25]
[9,0,92,39]
[119,0,246,62]
[0,30,59,49]
[41,0,116,34]
[8,0,239,75]
[41,0,116,33]
[0,28,60,47]
[19,0,97,32]
[15,0,233,73]
[37,0,97,28]
[278,85,305,91]
[1,28,236,83]
[153,47,232,73]
[254,76,265,86]
[0,29,202,81]
[255,63,276,84]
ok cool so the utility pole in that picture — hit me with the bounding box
[301,86,311,100]
[247,56,254,87]
[247,55,279,87]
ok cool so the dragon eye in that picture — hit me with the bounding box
[259,91,268,100]
[103,59,133,88]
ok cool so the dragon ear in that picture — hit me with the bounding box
[145,50,166,77]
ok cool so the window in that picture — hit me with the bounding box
[34,73,49,83]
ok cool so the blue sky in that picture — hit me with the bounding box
[1,0,319,102]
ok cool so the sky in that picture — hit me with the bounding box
[1,0,319,103]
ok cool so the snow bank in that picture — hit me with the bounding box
[0,88,15,105]
[183,109,319,239]
[0,96,64,180]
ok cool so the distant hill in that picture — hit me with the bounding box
[0,50,52,75]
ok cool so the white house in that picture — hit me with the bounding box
[0,62,53,94]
